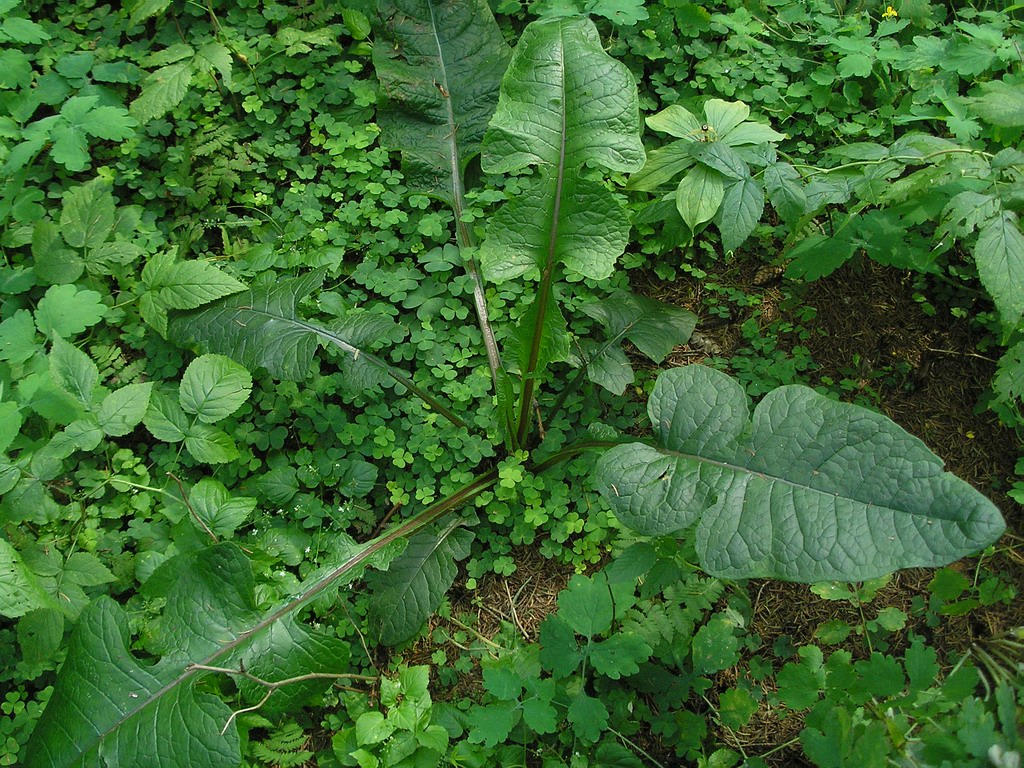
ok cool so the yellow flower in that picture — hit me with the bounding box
[882,5,898,19]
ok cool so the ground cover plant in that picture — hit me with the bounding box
[0,0,1021,765]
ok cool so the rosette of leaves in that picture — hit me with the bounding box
[628,98,787,251]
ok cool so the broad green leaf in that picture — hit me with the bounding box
[373,0,510,203]
[557,573,613,637]
[785,232,857,281]
[690,142,748,180]
[510,290,570,377]
[585,0,648,26]
[0,539,56,619]
[59,179,116,249]
[676,164,724,229]
[167,271,325,381]
[720,121,786,146]
[580,291,697,394]
[480,175,632,282]
[704,99,750,139]
[32,219,82,285]
[184,424,239,464]
[49,336,99,406]
[714,175,764,252]
[482,18,643,175]
[131,61,193,123]
[538,614,583,677]
[594,365,1006,581]
[974,212,1024,329]
[993,341,1024,404]
[567,693,609,743]
[34,284,106,338]
[480,16,644,284]
[763,162,808,223]
[0,404,20,453]
[18,608,64,667]
[179,354,253,424]
[646,104,703,139]
[0,309,40,364]
[129,0,172,24]
[691,617,739,675]
[189,478,256,538]
[588,632,651,679]
[366,522,474,645]
[626,142,696,192]
[967,79,1024,128]
[143,251,246,311]
[144,389,190,442]
[97,382,153,437]
[25,543,357,768]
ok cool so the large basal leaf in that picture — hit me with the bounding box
[373,0,510,203]
[167,270,326,381]
[479,15,645,284]
[974,211,1024,330]
[579,291,696,395]
[168,270,465,427]
[594,365,1005,582]
[366,521,474,646]
[24,543,354,768]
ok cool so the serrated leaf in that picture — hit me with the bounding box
[185,424,239,464]
[32,219,82,285]
[715,175,764,252]
[131,61,193,123]
[189,478,257,539]
[785,233,857,282]
[589,632,652,679]
[676,164,725,229]
[718,688,758,730]
[144,389,190,442]
[691,618,739,675]
[49,336,98,406]
[764,162,808,223]
[59,179,116,249]
[179,354,252,424]
[580,291,696,394]
[97,382,153,437]
[567,692,609,742]
[129,0,171,24]
[1,539,57,619]
[63,552,115,587]
[0,309,40,364]
[993,341,1024,403]
[538,614,583,677]
[521,694,557,734]
[144,253,246,311]
[557,573,613,637]
[974,212,1024,329]
[467,702,517,747]
[594,365,1005,581]
[967,79,1024,128]
[34,284,107,338]
[366,523,474,645]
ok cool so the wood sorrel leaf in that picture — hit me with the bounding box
[595,365,1006,582]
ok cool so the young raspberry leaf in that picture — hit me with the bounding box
[49,336,99,407]
[97,382,153,437]
[179,354,253,425]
